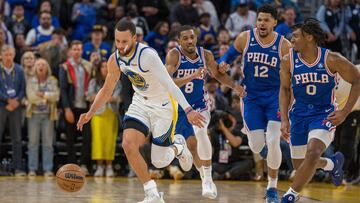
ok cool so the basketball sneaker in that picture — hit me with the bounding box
[330,152,344,186]
[202,180,217,199]
[94,165,104,177]
[280,193,296,203]
[174,134,193,171]
[138,192,165,203]
[265,188,279,203]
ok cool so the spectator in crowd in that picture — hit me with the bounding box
[316,0,346,53]
[26,58,59,177]
[20,51,36,80]
[121,3,150,37]
[275,7,296,40]
[31,0,61,29]
[206,77,230,112]
[106,6,125,42]
[334,65,360,183]
[212,29,231,60]
[83,25,111,61]
[193,0,219,28]
[144,21,169,62]
[0,45,26,176]
[25,11,54,48]
[165,39,179,54]
[59,41,92,175]
[71,0,97,41]
[347,0,360,59]
[136,27,146,44]
[5,4,30,36]
[133,0,170,30]
[170,0,199,26]
[6,0,38,23]
[211,0,231,25]
[14,34,27,64]
[210,110,253,180]
[88,59,121,177]
[0,20,14,47]
[225,0,256,39]
[38,29,68,79]
[168,21,182,40]
[197,13,217,50]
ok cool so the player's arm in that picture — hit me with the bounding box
[77,54,121,130]
[141,49,206,127]
[166,48,205,88]
[204,50,246,97]
[280,38,292,58]
[279,53,292,142]
[326,52,360,125]
[217,30,248,67]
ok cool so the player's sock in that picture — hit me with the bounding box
[143,180,159,196]
[196,166,204,179]
[267,176,278,189]
[203,166,213,182]
[284,187,299,197]
[322,158,335,171]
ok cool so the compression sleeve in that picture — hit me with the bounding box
[140,48,192,111]
[217,44,241,64]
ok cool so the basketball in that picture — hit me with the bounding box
[56,164,86,192]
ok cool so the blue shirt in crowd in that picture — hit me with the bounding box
[0,64,25,107]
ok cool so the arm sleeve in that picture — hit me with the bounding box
[140,48,191,111]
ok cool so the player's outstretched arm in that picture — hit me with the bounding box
[279,53,292,142]
[204,50,246,98]
[166,48,205,87]
[142,48,206,127]
[326,52,360,126]
[77,54,121,131]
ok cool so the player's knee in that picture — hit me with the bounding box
[122,137,137,154]
[266,134,280,150]
[248,130,265,153]
[305,148,322,163]
[195,133,212,160]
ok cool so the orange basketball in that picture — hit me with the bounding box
[56,164,86,192]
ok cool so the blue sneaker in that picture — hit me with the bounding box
[280,193,296,203]
[330,152,344,186]
[265,188,279,203]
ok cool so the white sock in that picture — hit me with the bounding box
[203,166,213,181]
[322,158,335,171]
[143,180,159,196]
[267,176,278,189]
[196,166,204,179]
[284,187,299,197]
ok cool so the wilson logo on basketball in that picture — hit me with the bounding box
[65,173,84,180]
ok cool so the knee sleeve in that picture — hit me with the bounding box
[194,126,212,160]
[247,129,266,153]
[266,121,282,169]
[151,144,175,169]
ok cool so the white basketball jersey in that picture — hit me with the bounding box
[115,43,168,99]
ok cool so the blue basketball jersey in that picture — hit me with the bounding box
[172,46,207,112]
[242,29,284,96]
[289,47,337,117]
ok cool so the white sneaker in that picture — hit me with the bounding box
[174,134,193,171]
[202,180,217,199]
[94,165,104,177]
[105,166,114,177]
[138,192,165,203]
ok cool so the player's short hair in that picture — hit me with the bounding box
[291,18,326,45]
[115,20,136,36]
[257,4,277,19]
[177,25,195,39]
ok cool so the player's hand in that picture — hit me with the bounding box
[280,120,291,143]
[218,62,230,74]
[64,108,75,124]
[233,84,246,98]
[327,109,349,126]
[77,112,93,131]
[193,67,206,79]
[186,110,206,128]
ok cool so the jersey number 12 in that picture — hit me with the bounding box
[254,65,269,78]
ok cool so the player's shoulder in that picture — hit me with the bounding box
[325,50,345,64]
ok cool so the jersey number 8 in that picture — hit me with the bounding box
[185,82,194,93]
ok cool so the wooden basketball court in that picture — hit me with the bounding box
[0,177,358,202]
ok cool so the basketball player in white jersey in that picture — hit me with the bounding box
[77,20,206,203]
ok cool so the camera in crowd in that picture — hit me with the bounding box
[209,110,233,131]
